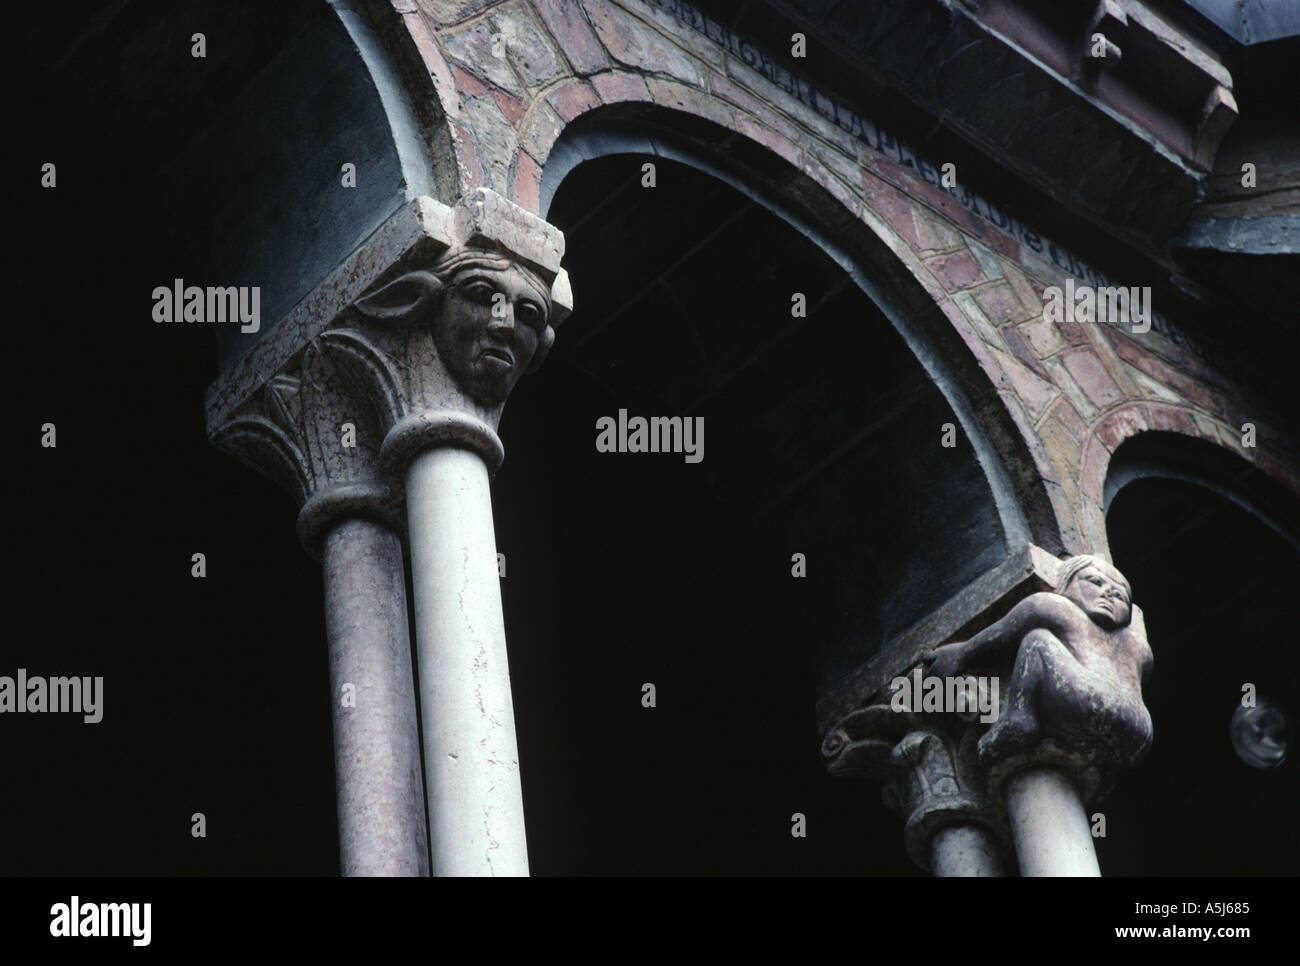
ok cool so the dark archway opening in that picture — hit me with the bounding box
[11,0,415,874]
[494,155,1008,873]
[1103,452,1299,875]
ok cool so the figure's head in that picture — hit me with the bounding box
[1057,555,1132,629]
[353,247,557,405]
[430,249,555,403]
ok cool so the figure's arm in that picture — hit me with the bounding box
[925,593,1065,676]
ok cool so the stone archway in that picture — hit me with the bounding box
[1102,431,1300,874]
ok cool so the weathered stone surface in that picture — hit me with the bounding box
[407,445,527,875]
[585,0,706,87]
[951,291,1001,346]
[1050,397,1087,444]
[491,5,565,88]
[324,517,428,877]
[999,323,1050,379]
[1060,348,1125,411]
[418,0,502,27]
[710,74,802,142]
[517,97,565,165]
[925,250,984,291]
[444,20,523,96]
[546,79,601,122]
[1019,316,1067,358]
[645,77,735,130]
[735,116,801,169]
[512,148,542,211]
[1096,405,1149,452]
[531,0,609,75]
[884,728,1010,875]
[988,344,1057,422]
[965,237,1005,281]
[460,94,519,195]
[924,555,1153,806]
[1004,766,1099,876]
[973,281,1026,325]
[1043,356,1099,422]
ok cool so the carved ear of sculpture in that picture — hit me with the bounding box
[526,267,570,374]
[354,270,444,324]
[526,325,556,373]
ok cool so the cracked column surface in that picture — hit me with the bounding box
[208,339,428,876]
[207,189,573,876]
[1004,766,1099,876]
[406,446,525,875]
[323,516,428,876]
[351,188,572,876]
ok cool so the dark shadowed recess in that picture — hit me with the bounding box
[494,156,1005,873]
[12,1,344,875]
[1102,437,1300,875]
[29,0,410,370]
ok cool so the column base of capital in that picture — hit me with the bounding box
[297,482,400,560]
[984,739,1110,809]
[380,410,504,489]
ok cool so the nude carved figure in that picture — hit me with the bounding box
[923,555,1153,768]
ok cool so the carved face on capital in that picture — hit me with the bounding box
[435,261,552,404]
[1063,561,1132,630]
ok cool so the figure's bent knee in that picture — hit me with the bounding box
[1016,628,1067,670]
[1020,628,1065,652]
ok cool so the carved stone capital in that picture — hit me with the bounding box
[206,189,574,541]
[821,702,1010,872]
[887,728,1010,871]
[210,337,397,558]
[930,554,1155,807]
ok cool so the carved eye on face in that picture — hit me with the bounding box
[517,300,543,330]
[464,280,495,304]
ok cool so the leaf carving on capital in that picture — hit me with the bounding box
[313,327,409,432]
[211,402,314,505]
[209,334,400,506]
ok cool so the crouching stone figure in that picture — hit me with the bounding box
[923,555,1153,772]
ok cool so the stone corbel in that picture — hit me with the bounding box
[820,545,1154,876]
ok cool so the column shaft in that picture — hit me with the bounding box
[929,824,1005,877]
[322,517,429,876]
[1004,766,1100,876]
[405,446,528,876]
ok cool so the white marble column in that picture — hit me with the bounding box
[1004,766,1099,877]
[206,192,572,876]
[930,823,1006,877]
[332,188,574,876]
[321,514,429,876]
[405,444,527,876]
